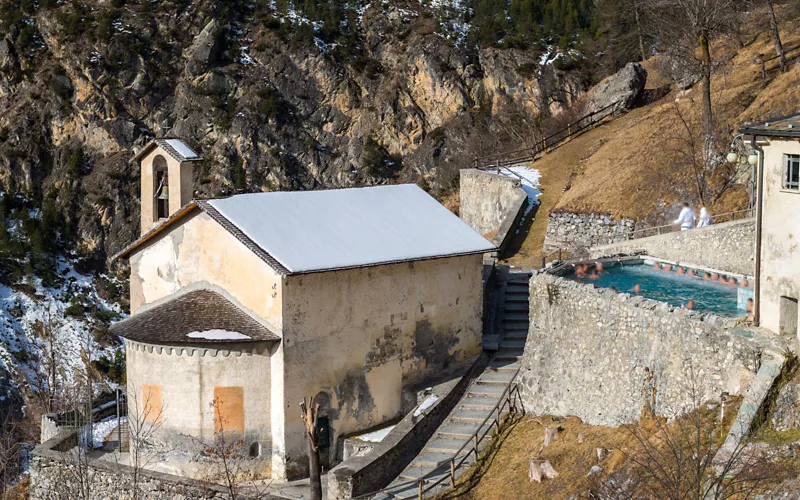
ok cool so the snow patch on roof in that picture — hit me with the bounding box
[186,330,251,341]
[164,139,199,159]
[208,185,495,274]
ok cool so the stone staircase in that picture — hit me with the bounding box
[374,269,532,499]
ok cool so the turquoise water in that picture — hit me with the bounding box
[567,264,747,317]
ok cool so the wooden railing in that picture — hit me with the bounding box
[352,369,525,500]
[473,101,621,170]
[588,208,755,247]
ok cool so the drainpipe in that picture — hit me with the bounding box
[751,135,764,327]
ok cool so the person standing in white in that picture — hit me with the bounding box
[697,206,712,227]
[674,202,696,230]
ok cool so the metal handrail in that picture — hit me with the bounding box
[589,208,755,248]
[352,367,525,499]
[540,248,564,269]
[473,101,620,170]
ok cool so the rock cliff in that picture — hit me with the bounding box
[0,0,586,260]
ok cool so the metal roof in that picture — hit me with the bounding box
[740,112,800,138]
[114,185,496,275]
[130,138,203,164]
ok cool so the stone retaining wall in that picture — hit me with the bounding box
[543,211,635,253]
[29,431,264,499]
[519,273,765,427]
[459,169,528,251]
[589,218,755,276]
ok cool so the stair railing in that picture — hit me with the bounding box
[352,367,525,500]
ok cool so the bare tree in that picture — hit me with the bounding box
[300,396,322,500]
[764,0,787,72]
[0,411,22,500]
[125,383,164,498]
[645,0,739,137]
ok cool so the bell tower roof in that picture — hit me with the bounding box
[131,138,203,164]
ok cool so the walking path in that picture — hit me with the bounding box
[374,268,532,499]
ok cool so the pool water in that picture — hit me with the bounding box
[567,264,747,317]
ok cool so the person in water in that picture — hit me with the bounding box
[687,299,695,310]
[697,207,712,227]
[674,202,696,230]
[632,283,641,294]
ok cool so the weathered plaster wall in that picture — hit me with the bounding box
[590,218,755,276]
[279,254,484,478]
[544,211,635,252]
[759,138,800,340]
[520,274,762,426]
[124,339,273,478]
[459,169,526,239]
[138,147,195,235]
[128,210,283,329]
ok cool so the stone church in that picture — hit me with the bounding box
[111,139,494,480]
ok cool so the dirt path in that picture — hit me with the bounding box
[501,109,647,268]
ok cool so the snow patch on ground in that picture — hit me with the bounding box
[500,166,542,216]
[354,424,396,443]
[186,330,251,341]
[89,416,127,449]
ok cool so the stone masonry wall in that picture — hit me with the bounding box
[589,218,755,276]
[459,169,526,239]
[30,431,266,500]
[543,211,635,253]
[519,274,763,427]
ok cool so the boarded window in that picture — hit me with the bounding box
[213,386,245,434]
[142,384,163,423]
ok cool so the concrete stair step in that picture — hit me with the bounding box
[452,408,494,422]
[412,451,457,467]
[438,421,482,438]
[478,370,516,384]
[490,358,521,371]
[503,303,529,312]
[503,312,529,321]
[499,339,526,349]
[470,383,507,397]
[426,437,465,452]
[503,331,528,340]
[495,348,524,360]
[506,281,529,288]
[462,395,502,409]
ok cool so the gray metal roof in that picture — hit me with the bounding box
[130,138,203,164]
[208,184,496,274]
[740,112,800,138]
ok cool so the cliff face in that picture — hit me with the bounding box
[0,1,585,260]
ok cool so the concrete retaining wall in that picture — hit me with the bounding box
[519,273,764,427]
[543,211,635,253]
[29,431,261,499]
[459,169,528,252]
[327,353,489,499]
[589,218,755,276]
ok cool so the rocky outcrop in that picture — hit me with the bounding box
[772,379,800,431]
[585,62,647,115]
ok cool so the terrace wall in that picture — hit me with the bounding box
[589,218,755,276]
[543,212,635,253]
[519,273,765,426]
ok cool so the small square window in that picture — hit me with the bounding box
[783,154,800,191]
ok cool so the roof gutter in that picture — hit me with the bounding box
[751,135,764,327]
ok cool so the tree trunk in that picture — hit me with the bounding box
[699,31,714,138]
[633,0,647,61]
[766,0,787,72]
[301,398,322,500]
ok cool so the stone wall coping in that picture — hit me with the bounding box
[591,218,755,252]
[328,352,490,499]
[460,168,522,188]
[31,429,236,496]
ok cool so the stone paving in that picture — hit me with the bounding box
[374,269,532,499]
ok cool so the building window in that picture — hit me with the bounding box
[779,296,798,337]
[249,442,261,458]
[153,155,169,220]
[784,154,800,191]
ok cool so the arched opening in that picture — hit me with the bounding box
[153,155,169,220]
[249,441,261,458]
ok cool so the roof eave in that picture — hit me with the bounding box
[111,202,199,261]
[739,127,800,138]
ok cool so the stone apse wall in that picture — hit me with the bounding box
[590,218,755,276]
[519,274,762,427]
[543,212,635,253]
[459,169,527,241]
